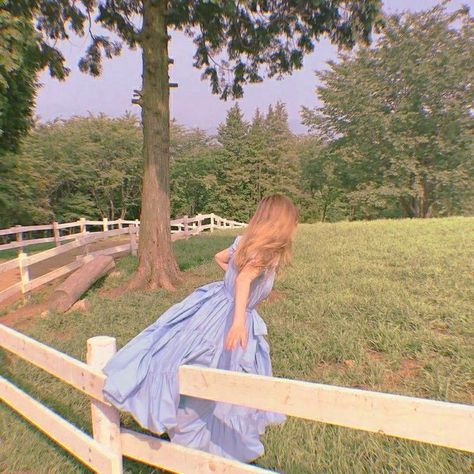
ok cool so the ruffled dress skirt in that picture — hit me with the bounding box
[102,280,285,462]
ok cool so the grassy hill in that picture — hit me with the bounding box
[1,217,473,473]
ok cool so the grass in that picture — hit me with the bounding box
[1,218,473,473]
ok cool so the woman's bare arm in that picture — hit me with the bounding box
[214,247,231,271]
[224,264,260,350]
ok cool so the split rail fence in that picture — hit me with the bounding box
[0,214,246,305]
[0,324,473,473]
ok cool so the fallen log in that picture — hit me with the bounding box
[48,256,115,313]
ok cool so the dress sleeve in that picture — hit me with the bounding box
[228,235,241,256]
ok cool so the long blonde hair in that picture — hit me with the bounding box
[234,195,299,272]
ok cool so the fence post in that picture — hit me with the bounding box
[134,219,139,237]
[196,214,202,234]
[129,225,137,256]
[87,336,123,474]
[15,225,23,251]
[183,215,189,239]
[80,217,87,235]
[103,218,108,233]
[18,251,30,299]
[52,221,60,247]
[210,213,215,233]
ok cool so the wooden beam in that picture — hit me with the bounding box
[179,366,474,453]
[0,256,19,274]
[88,243,131,259]
[0,324,107,403]
[25,233,94,266]
[53,221,60,246]
[0,282,22,304]
[0,237,56,251]
[120,429,270,474]
[0,377,121,473]
[87,337,123,472]
[25,259,84,293]
[56,221,82,230]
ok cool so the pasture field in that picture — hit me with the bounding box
[1,217,473,473]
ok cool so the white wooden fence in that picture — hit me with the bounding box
[0,213,246,252]
[0,324,473,474]
[0,214,246,305]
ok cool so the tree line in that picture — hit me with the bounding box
[1,4,472,231]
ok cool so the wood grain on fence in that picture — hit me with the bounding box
[0,376,122,473]
[179,366,474,454]
[120,429,268,473]
[0,324,107,403]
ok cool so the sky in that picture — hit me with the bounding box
[34,0,470,134]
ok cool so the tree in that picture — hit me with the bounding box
[303,4,474,218]
[262,102,300,197]
[1,115,144,226]
[0,6,41,154]
[170,146,221,217]
[216,103,254,220]
[9,0,382,289]
[299,138,343,222]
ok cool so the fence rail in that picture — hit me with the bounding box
[0,213,246,251]
[0,213,246,306]
[0,324,473,474]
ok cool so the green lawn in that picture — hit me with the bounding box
[1,218,473,473]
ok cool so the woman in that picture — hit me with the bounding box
[103,194,298,462]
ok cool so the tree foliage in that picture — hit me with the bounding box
[302,4,474,218]
[0,4,40,154]
[3,0,382,288]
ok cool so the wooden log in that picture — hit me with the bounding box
[87,337,123,472]
[48,256,115,313]
[0,377,121,474]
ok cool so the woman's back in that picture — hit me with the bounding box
[224,235,276,310]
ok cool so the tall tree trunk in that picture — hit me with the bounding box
[321,202,328,222]
[128,0,181,290]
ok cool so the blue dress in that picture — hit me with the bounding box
[102,235,286,462]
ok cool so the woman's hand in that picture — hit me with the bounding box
[224,322,248,350]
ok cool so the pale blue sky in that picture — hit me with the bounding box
[35,0,470,133]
